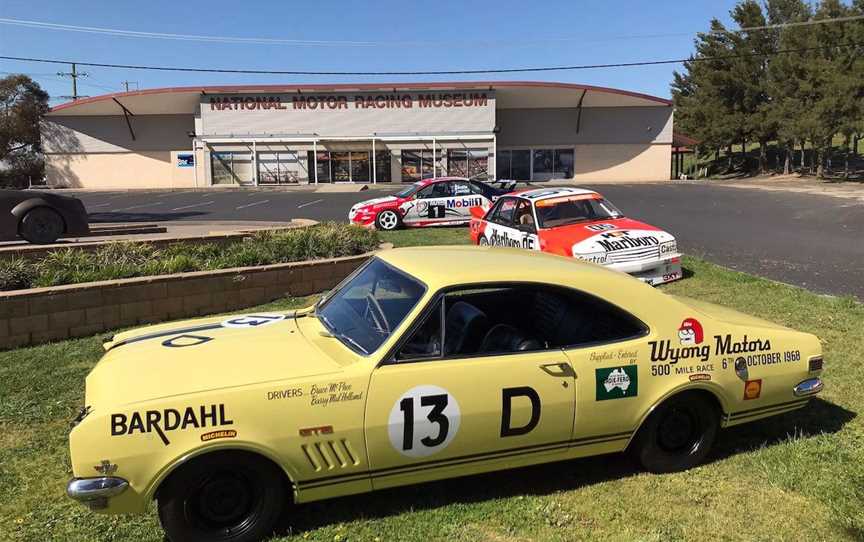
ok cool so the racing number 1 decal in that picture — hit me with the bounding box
[388,385,461,457]
[428,205,445,219]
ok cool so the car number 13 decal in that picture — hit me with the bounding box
[221,314,286,328]
[387,385,461,458]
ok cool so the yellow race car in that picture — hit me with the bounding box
[67,247,824,542]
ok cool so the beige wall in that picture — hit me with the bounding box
[45,151,198,189]
[570,143,671,182]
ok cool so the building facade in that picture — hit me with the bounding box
[42,82,673,189]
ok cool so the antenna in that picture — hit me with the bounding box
[121,80,139,92]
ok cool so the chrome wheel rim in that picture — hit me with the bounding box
[379,211,398,230]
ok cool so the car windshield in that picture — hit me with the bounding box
[316,258,426,355]
[535,196,623,228]
[394,183,421,198]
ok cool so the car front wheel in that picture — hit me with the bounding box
[631,392,718,473]
[19,207,65,244]
[157,452,288,542]
[375,209,401,231]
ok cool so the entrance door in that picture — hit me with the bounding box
[351,151,371,183]
[332,152,351,182]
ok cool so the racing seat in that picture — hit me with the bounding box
[444,301,489,356]
[479,323,544,353]
[530,291,593,347]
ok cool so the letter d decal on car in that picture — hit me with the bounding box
[500,387,541,437]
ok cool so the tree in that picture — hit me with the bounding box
[765,0,813,174]
[0,74,49,187]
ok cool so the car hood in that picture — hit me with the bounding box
[351,195,400,211]
[542,217,674,256]
[86,310,343,408]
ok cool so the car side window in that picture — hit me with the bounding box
[391,283,646,362]
[416,185,434,199]
[431,182,451,198]
[491,198,518,225]
[514,200,535,230]
[451,181,472,196]
[395,299,443,361]
[468,180,486,196]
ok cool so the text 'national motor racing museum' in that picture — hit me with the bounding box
[41,81,675,189]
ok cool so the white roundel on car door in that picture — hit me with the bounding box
[387,385,461,458]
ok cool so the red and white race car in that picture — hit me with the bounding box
[348,177,507,230]
[469,187,683,285]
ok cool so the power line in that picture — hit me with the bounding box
[0,42,861,77]
[0,14,861,49]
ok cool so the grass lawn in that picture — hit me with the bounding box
[2,228,863,541]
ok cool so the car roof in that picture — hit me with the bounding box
[414,176,470,187]
[511,186,601,202]
[376,245,656,307]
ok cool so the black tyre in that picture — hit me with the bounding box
[157,452,288,542]
[19,207,65,244]
[478,236,490,246]
[631,392,719,473]
[374,209,402,231]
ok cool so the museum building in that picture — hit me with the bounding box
[41,81,674,188]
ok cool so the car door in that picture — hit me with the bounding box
[364,289,576,490]
[481,197,539,250]
[448,180,490,221]
[403,181,451,225]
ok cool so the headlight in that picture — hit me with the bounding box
[660,240,677,256]
[575,252,608,265]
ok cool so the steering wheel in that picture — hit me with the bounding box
[364,293,390,334]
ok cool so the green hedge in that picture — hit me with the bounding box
[0,223,379,292]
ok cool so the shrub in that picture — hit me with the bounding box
[0,258,37,290]
[0,223,380,292]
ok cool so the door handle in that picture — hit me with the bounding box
[539,362,576,379]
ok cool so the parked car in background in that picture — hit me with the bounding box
[65,247,823,542]
[0,189,89,244]
[470,187,682,285]
[348,177,507,230]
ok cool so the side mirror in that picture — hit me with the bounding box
[469,206,486,219]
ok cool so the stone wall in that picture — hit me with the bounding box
[0,252,370,350]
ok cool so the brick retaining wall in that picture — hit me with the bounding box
[0,251,371,350]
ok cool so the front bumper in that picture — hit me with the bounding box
[67,477,129,510]
[607,256,682,285]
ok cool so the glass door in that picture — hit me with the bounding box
[351,151,371,183]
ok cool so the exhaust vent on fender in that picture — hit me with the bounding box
[301,439,360,472]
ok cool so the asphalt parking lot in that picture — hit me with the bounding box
[70,183,864,299]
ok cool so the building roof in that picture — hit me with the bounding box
[46,81,673,117]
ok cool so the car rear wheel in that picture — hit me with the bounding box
[19,207,65,244]
[631,392,718,473]
[375,210,401,231]
[157,452,288,542]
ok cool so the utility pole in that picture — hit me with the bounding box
[121,80,139,92]
[57,63,88,100]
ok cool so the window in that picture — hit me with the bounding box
[317,258,426,355]
[489,197,518,225]
[554,149,574,178]
[448,149,489,180]
[211,152,253,185]
[451,180,472,196]
[257,151,304,184]
[307,151,332,183]
[532,149,555,181]
[535,197,622,228]
[401,150,438,182]
[375,151,392,182]
[393,283,646,360]
[416,181,451,199]
[511,150,531,180]
[514,200,535,230]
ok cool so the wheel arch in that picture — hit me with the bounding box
[627,383,729,449]
[146,442,299,504]
[12,199,68,233]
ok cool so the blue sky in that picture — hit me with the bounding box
[0,0,742,104]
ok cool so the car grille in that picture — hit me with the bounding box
[607,245,660,264]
